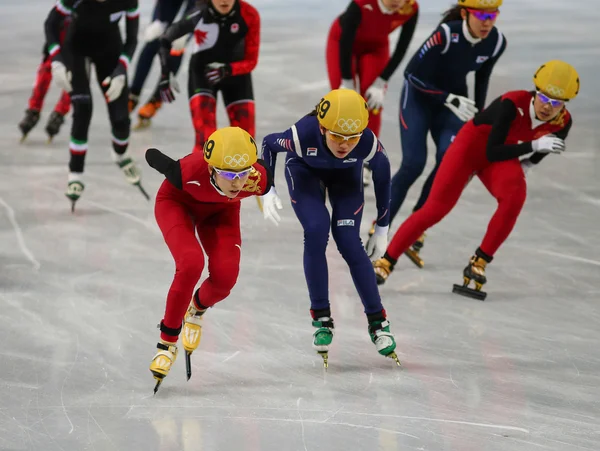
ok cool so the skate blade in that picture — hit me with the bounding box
[404,249,424,268]
[375,274,387,286]
[256,196,263,213]
[47,136,54,144]
[133,119,151,131]
[185,351,192,381]
[387,352,401,366]
[452,284,487,301]
[135,182,151,201]
[151,372,166,394]
[20,134,28,144]
[317,351,329,370]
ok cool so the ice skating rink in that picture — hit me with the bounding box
[1,1,599,450]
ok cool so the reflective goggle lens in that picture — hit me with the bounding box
[327,130,363,144]
[213,167,252,180]
[467,8,499,21]
[537,92,565,108]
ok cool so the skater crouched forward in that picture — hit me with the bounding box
[373,60,579,301]
[146,126,272,392]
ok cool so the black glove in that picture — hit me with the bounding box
[204,62,232,85]
[158,71,180,103]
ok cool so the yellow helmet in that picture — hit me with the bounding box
[316,89,369,135]
[458,0,503,9]
[533,60,580,101]
[203,126,258,170]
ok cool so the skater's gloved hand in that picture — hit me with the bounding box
[521,158,534,176]
[365,225,389,260]
[51,60,72,93]
[204,62,232,85]
[144,20,168,42]
[365,77,387,112]
[171,34,189,52]
[444,94,478,122]
[340,79,355,90]
[158,72,180,103]
[262,187,283,226]
[531,134,565,154]
[102,64,127,103]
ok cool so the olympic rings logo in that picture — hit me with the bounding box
[544,84,565,98]
[337,118,362,133]
[224,154,250,168]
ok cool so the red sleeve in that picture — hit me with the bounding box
[241,162,269,197]
[179,152,206,187]
[230,1,260,76]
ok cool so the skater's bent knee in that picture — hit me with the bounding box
[175,251,204,281]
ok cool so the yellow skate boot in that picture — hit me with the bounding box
[373,256,395,286]
[182,298,207,380]
[149,340,178,394]
[452,249,492,301]
[404,233,426,268]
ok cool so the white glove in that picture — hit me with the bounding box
[102,74,126,103]
[340,79,355,90]
[365,77,387,111]
[365,225,389,260]
[262,187,283,226]
[51,61,72,93]
[171,34,189,52]
[521,158,534,176]
[531,134,565,154]
[444,93,478,122]
[144,20,167,42]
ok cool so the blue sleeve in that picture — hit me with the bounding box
[404,26,449,104]
[260,128,297,186]
[367,140,391,227]
[474,33,506,110]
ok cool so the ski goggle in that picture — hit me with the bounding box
[536,91,565,108]
[327,129,363,144]
[213,166,252,180]
[466,8,500,21]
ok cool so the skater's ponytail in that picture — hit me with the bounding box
[440,4,464,24]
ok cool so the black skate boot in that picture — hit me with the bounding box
[18,109,40,142]
[404,233,426,268]
[45,111,65,143]
[452,249,493,301]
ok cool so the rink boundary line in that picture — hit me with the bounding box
[0,195,41,271]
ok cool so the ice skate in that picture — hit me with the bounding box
[133,99,161,130]
[373,257,394,285]
[128,93,139,113]
[65,176,84,213]
[181,300,207,380]
[149,340,178,394]
[18,109,40,142]
[368,319,400,366]
[404,233,426,268]
[452,254,488,301]
[312,317,335,369]
[114,153,150,200]
[45,111,65,143]
[362,164,372,187]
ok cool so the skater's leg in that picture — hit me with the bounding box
[222,74,255,138]
[477,159,527,256]
[189,68,217,154]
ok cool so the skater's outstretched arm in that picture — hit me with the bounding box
[145,148,183,189]
[44,0,74,60]
[380,11,419,82]
[260,129,296,184]
[229,2,260,76]
[158,11,200,72]
[529,117,572,165]
[365,136,391,228]
[338,1,362,82]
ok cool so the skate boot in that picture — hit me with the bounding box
[114,152,150,200]
[368,316,400,365]
[181,297,207,380]
[373,255,395,285]
[65,174,84,213]
[452,250,492,301]
[18,109,40,142]
[45,111,65,143]
[149,340,179,394]
[404,233,426,268]
[128,93,139,113]
[311,310,335,369]
[133,99,162,130]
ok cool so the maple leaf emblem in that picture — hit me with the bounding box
[195,29,208,45]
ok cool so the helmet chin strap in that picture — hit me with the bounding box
[209,167,228,196]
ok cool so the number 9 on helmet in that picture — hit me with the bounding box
[316,89,370,136]
[203,126,258,170]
